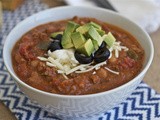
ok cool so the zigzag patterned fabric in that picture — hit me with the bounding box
[0,0,160,120]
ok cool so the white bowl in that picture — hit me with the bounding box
[3,6,154,120]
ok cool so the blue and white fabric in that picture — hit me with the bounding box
[0,0,160,120]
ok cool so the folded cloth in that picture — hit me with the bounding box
[65,0,160,33]
[0,0,160,120]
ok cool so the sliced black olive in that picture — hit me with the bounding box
[94,47,110,63]
[75,51,93,64]
[57,34,63,40]
[99,41,107,49]
[47,41,62,52]
[51,34,62,41]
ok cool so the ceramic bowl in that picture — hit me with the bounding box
[3,6,154,120]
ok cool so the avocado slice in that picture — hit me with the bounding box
[71,32,86,49]
[61,21,79,48]
[88,26,103,50]
[66,21,79,32]
[76,22,102,35]
[61,31,73,48]
[77,39,94,56]
[89,22,101,30]
[96,29,105,36]
[76,23,91,34]
[103,32,116,48]
[92,40,99,51]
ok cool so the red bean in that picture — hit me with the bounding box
[96,68,108,79]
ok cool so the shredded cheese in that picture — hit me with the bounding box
[37,57,48,61]
[121,46,129,51]
[115,49,119,58]
[104,67,119,75]
[108,41,129,59]
[92,71,96,74]
[66,64,91,75]
[48,57,64,70]
[62,74,68,79]
[57,70,65,74]
[46,62,55,67]
[75,61,106,73]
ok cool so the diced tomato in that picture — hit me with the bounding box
[119,56,136,69]
[125,57,135,67]
[19,42,35,60]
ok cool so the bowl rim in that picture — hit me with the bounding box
[3,6,154,99]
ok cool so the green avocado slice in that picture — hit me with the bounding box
[76,23,91,34]
[96,29,105,36]
[77,39,94,56]
[89,22,101,30]
[61,21,79,48]
[71,32,86,49]
[88,26,103,50]
[103,32,116,48]
[76,21,102,35]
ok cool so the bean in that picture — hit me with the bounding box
[90,75,100,84]
[96,68,108,79]
[108,54,117,63]
[30,60,39,68]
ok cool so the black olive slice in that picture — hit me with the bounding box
[99,41,107,49]
[47,41,62,52]
[94,47,110,63]
[55,34,63,40]
[51,34,62,41]
[75,51,93,64]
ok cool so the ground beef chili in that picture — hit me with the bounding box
[12,17,145,95]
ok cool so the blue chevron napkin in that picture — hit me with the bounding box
[0,0,160,120]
